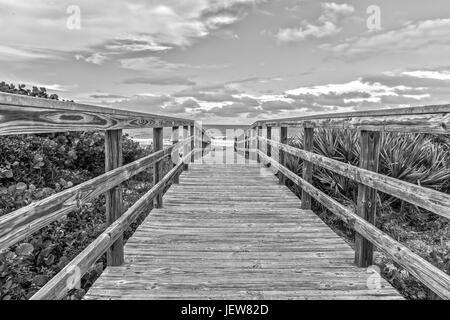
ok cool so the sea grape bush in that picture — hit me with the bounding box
[0,83,154,300]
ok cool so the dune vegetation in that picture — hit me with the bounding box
[284,129,450,299]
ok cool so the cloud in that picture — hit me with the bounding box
[286,78,411,100]
[402,70,450,81]
[0,45,59,62]
[75,53,108,65]
[276,2,354,42]
[202,102,261,117]
[164,98,201,113]
[90,94,128,99]
[123,76,196,86]
[110,94,172,114]
[0,0,264,65]
[322,18,450,57]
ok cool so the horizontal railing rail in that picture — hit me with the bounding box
[257,150,450,299]
[261,136,450,220]
[0,92,210,300]
[248,104,450,134]
[31,149,195,300]
[0,92,194,135]
[241,105,450,299]
[0,137,193,251]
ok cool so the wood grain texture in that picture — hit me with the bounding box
[279,127,288,185]
[262,137,450,220]
[85,161,401,300]
[153,128,164,208]
[301,127,314,210]
[355,131,380,267]
[258,150,450,299]
[183,126,189,170]
[0,93,193,135]
[105,130,124,266]
[30,150,194,300]
[172,126,180,184]
[249,103,450,134]
[0,139,191,251]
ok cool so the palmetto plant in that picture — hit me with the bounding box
[286,130,450,208]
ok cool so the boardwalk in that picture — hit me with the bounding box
[85,148,402,300]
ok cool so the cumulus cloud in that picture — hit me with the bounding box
[123,76,196,86]
[0,0,264,64]
[322,18,450,57]
[276,2,354,42]
[402,70,450,81]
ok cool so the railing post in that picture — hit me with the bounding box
[355,130,381,267]
[301,127,314,210]
[256,126,262,163]
[244,134,249,162]
[105,129,124,266]
[201,130,205,158]
[183,125,189,170]
[153,127,164,208]
[279,127,287,185]
[266,126,272,160]
[172,126,179,184]
[190,125,195,163]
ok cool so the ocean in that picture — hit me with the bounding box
[124,125,302,147]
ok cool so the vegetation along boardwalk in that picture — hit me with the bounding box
[85,160,402,300]
[2,93,449,300]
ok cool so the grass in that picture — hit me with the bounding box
[283,129,450,300]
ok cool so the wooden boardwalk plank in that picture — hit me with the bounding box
[85,152,402,300]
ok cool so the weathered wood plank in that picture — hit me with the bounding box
[250,103,450,134]
[263,137,450,220]
[172,126,180,184]
[105,129,124,266]
[31,150,194,300]
[279,127,288,185]
[153,127,164,208]
[301,127,314,210]
[85,160,402,300]
[183,125,189,170]
[0,139,190,251]
[259,150,450,299]
[0,92,193,135]
[355,131,380,267]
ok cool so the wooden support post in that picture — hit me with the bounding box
[183,125,189,170]
[105,129,124,266]
[301,127,314,210]
[153,127,164,208]
[244,134,248,161]
[266,126,272,158]
[201,130,205,158]
[172,126,179,184]
[190,125,195,163]
[279,127,288,185]
[256,126,262,163]
[355,130,381,267]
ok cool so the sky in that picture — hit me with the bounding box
[1,0,450,124]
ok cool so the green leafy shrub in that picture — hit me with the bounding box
[0,83,159,300]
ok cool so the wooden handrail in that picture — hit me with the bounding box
[0,138,192,251]
[257,150,450,299]
[31,149,195,300]
[247,103,450,134]
[0,92,194,135]
[260,136,450,220]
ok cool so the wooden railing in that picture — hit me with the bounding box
[240,104,450,299]
[0,92,205,299]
